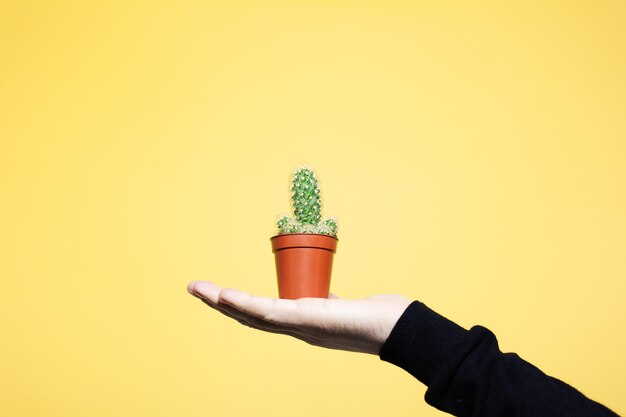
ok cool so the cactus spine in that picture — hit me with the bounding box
[276,167,338,237]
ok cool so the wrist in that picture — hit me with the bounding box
[378,300,468,385]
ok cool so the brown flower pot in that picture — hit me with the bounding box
[270,233,338,299]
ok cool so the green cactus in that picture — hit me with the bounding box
[275,167,338,237]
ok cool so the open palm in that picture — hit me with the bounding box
[187,281,412,355]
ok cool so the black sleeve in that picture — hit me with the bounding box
[378,300,620,417]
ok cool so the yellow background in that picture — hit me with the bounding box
[1,1,624,416]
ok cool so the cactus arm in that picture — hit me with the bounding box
[277,214,301,234]
[276,215,291,234]
[319,217,338,237]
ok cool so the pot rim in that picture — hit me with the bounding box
[270,232,338,241]
[270,233,338,253]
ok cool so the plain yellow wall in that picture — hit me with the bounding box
[1,1,624,416]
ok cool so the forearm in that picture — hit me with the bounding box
[379,301,619,417]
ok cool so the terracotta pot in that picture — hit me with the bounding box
[270,233,338,299]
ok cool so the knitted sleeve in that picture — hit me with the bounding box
[379,300,619,417]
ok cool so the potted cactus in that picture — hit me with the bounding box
[270,167,338,299]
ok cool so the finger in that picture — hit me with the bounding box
[198,297,302,337]
[217,288,300,323]
[189,281,343,343]
[189,281,304,335]
[190,281,331,326]
[188,282,360,350]
[203,295,320,345]
[188,280,222,304]
[329,293,341,299]
[189,281,271,325]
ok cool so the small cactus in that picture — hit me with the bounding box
[275,167,338,237]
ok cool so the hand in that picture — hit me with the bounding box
[187,281,412,355]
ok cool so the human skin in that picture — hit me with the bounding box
[187,281,412,355]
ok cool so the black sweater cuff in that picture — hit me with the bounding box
[378,300,468,385]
